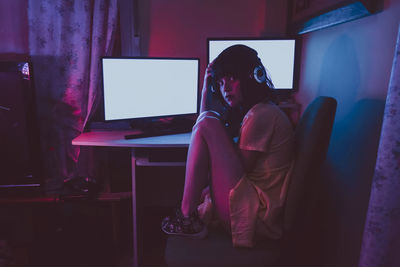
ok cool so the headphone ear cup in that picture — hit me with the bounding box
[253,65,267,84]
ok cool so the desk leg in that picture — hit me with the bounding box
[131,149,138,267]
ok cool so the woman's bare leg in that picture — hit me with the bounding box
[180,118,210,217]
[181,113,244,228]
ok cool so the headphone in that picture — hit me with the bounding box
[251,59,274,90]
[253,64,267,84]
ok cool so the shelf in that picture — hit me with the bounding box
[136,157,186,166]
[0,192,132,204]
[289,0,382,34]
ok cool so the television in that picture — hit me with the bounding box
[207,38,299,95]
[101,57,199,137]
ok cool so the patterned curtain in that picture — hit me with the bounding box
[28,0,118,193]
[359,24,400,267]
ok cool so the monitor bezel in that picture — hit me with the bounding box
[100,56,200,123]
[206,36,301,95]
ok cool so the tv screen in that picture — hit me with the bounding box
[208,38,297,91]
[102,57,199,121]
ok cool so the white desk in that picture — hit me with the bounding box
[72,131,191,267]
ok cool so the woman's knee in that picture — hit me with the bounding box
[197,111,222,121]
[193,113,223,133]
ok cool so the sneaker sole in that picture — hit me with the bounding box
[161,225,208,239]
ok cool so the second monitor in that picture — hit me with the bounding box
[207,38,298,93]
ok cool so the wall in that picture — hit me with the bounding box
[294,1,400,266]
[136,0,287,77]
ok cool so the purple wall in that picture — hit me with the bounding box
[294,1,400,266]
[136,0,287,79]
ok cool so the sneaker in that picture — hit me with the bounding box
[161,208,208,239]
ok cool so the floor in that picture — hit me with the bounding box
[0,201,172,267]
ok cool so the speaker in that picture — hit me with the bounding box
[0,59,42,188]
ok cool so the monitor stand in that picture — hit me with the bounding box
[124,127,192,139]
[124,117,195,139]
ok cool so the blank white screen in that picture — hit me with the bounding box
[102,58,199,121]
[208,40,295,89]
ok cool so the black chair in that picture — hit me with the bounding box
[164,96,337,267]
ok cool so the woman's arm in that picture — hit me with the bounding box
[200,62,227,116]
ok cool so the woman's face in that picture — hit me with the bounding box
[217,76,243,108]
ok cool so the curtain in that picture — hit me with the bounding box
[358,24,400,267]
[28,0,118,193]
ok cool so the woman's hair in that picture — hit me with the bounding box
[212,44,274,111]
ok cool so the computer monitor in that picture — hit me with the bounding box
[101,57,199,122]
[207,38,299,93]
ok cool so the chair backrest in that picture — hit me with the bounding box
[282,96,337,239]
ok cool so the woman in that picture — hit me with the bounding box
[161,45,294,248]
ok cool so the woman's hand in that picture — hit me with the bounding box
[199,62,228,116]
